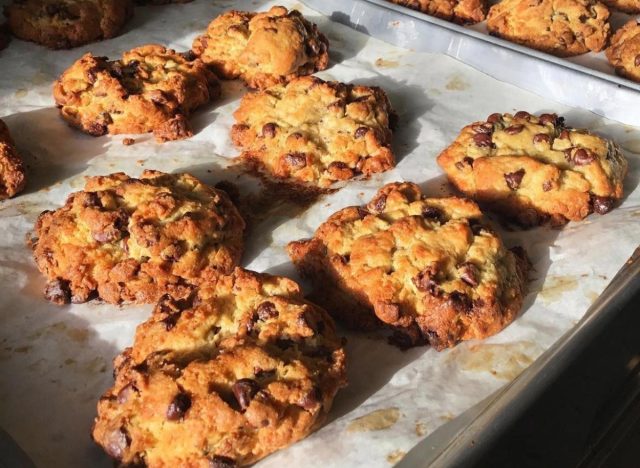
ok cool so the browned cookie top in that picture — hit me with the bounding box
[53,44,220,142]
[386,0,487,24]
[487,0,610,57]
[4,0,133,49]
[287,182,529,350]
[192,6,329,89]
[437,112,627,226]
[607,19,640,82]
[30,170,245,305]
[232,76,396,190]
[0,119,26,200]
[92,268,347,467]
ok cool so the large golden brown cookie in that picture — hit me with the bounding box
[386,0,487,25]
[192,6,329,89]
[0,119,26,200]
[4,0,133,49]
[607,19,640,82]
[601,0,640,12]
[287,182,529,350]
[487,0,610,57]
[437,112,628,226]
[30,171,245,305]
[92,268,347,467]
[53,45,220,142]
[232,76,396,190]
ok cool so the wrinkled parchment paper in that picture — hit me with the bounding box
[0,1,639,466]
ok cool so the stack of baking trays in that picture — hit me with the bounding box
[0,0,638,466]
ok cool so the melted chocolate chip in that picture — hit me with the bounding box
[450,291,472,313]
[473,133,493,148]
[472,123,494,134]
[592,195,615,214]
[354,127,368,138]
[514,111,531,120]
[299,387,322,411]
[422,206,443,222]
[542,180,553,192]
[572,148,596,165]
[262,123,277,138]
[256,301,278,321]
[166,393,191,421]
[209,455,237,468]
[539,113,559,126]
[254,367,276,379]
[504,168,525,190]
[504,124,524,135]
[372,194,387,212]
[284,152,306,168]
[232,379,260,410]
[104,427,129,459]
[533,133,551,144]
[44,279,71,305]
[413,267,440,295]
[558,129,571,140]
[635,55,640,67]
[459,262,479,287]
[486,113,502,124]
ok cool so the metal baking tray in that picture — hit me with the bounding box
[303,0,640,126]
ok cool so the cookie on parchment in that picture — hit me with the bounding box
[53,44,220,142]
[607,20,640,82]
[30,171,245,305]
[0,119,26,200]
[4,0,133,49]
[92,268,347,467]
[386,0,487,25]
[232,76,396,190]
[437,112,628,226]
[192,6,329,89]
[486,0,610,57]
[287,182,529,350]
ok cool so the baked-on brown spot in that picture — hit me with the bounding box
[0,119,26,200]
[232,76,396,189]
[193,6,329,89]
[30,171,245,305]
[386,0,487,24]
[436,112,628,226]
[92,269,347,466]
[5,0,133,49]
[53,44,220,142]
[606,20,640,83]
[487,0,610,57]
[287,182,530,350]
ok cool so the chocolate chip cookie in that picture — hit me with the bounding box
[30,171,245,305]
[4,0,133,49]
[232,76,396,190]
[192,6,329,89]
[386,0,487,24]
[487,0,610,57]
[437,112,628,226]
[607,19,640,82]
[0,119,26,200]
[92,268,347,467]
[287,182,529,350]
[53,44,220,142]
[601,0,640,12]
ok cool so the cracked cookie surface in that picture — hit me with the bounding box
[437,112,627,226]
[30,170,245,305]
[486,0,610,57]
[53,44,220,142]
[607,20,640,81]
[287,182,529,350]
[0,119,26,200]
[386,0,487,24]
[192,6,329,89]
[4,0,133,49]
[92,268,347,467]
[232,76,396,190]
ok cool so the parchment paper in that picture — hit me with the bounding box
[0,1,638,467]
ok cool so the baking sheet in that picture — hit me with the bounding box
[304,0,640,127]
[0,0,639,466]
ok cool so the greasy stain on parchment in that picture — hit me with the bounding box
[621,139,640,154]
[375,58,400,69]
[539,275,579,303]
[445,75,470,91]
[415,421,427,437]
[347,407,401,432]
[446,341,540,381]
[387,449,406,464]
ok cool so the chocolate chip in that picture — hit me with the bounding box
[180,50,197,61]
[262,123,277,138]
[254,367,276,379]
[104,427,129,459]
[117,384,137,404]
[558,129,571,140]
[166,393,191,421]
[486,113,502,124]
[514,111,531,120]
[209,455,237,468]
[413,267,440,295]
[299,387,321,411]
[232,379,260,410]
[256,301,278,321]
[504,124,524,135]
[422,206,443,222]
[635,55,640,67]
[354,127,368,138]
[376,303,401,322]
[284,152,306,168]
[472,133,493,148]
[472,123,494,134]
[572,148,596,165]
[542,180,552,192]
[276,338,294,350]
[450,291,472,313]
[504,168,525,190]
[592,195,614,214]
[44,279,71,305]
[539,113,559,126]
[372,194,387,212]
[455,156,474,170]
[86,121,108,136]
[458,263,479,287]
[533,133,550,144]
